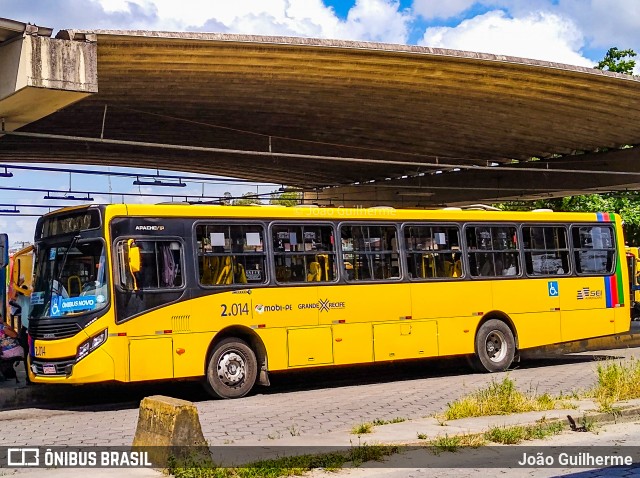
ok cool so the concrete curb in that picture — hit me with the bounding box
[208,399,640,466]
[0,383,76,409]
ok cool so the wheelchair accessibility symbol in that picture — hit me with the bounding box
[548,281,559,297]
[50,299,61,317]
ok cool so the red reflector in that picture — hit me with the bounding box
[335,338,342,342]
[338,320,345,324]
[118,332,127,337]
[406,316,412,320]
[463,329,469,333]
[258,324,266,329]
[164,330,172,334]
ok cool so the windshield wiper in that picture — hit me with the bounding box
[52,235,80,296]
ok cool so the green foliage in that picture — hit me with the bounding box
[232,192,262,206]
[496,191,640,244]
[483,421,564,445]
[167,444,398,478]
[371,417,406,426]
[269,190,302,207]
[589,358,640,411]
[351,422,373,435]
[595,47,637,74]
[443,377,567,420]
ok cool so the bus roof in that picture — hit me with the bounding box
[89,203,623,224]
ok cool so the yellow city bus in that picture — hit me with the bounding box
[8,244,34,330]
[28,204,630,398]
[626,246,640,320]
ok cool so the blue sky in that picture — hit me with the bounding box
[1,0,639,245]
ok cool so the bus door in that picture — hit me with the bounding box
[626,248,640,319]
[327,224,413,364]
[404,224,472,358]
[115,237,186,381]
[259,224,335,369]
[560,225,617,342]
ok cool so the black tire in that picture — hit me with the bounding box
[472,319,515,372]
[204,338,257,399]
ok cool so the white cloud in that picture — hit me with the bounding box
[558,0,640,50]
[419,10,593,66]
[92,0,412,44]
[412,0,476,20]
[340,0,412,43]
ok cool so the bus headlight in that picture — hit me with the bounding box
[77,329,108,362]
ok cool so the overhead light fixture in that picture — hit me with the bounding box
[43,192,94,201]
[0,167,13,178]
[0,206,19,213]
[133,177,186,187]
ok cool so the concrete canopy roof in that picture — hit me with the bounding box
[2,28,640,206]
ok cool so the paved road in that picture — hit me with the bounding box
[308,420,640,478]
[0,348,638,447]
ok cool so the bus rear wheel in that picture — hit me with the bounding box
[471,319,515,372]
[205,338,257,399]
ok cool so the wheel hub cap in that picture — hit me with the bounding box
[485,331,507,363]
[218,352,246,386]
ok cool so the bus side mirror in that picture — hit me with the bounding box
[118,239,140,291]
[127,239,141,275]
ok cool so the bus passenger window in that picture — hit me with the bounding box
[571,225,615,275]
[272,224,336,283]
[466,225,520,278]
[523,226,570,276]
[404,225,462,280]
[341,225,399,281]
[196,224,267,286]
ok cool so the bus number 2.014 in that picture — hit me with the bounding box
[221,303,249,317]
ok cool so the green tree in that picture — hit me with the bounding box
[232,192,262,206]
[269,190,302,207]
[220,191,232,206]
[595,47,637,74]
[497,192,640,244]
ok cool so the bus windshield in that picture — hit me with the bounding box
[31,239,109,319]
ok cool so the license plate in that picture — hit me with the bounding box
[42,365,56,375]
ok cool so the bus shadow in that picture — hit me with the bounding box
[259,352,615,396]
[3,352,623,413]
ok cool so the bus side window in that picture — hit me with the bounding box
[196,224,267,286]
[272,224,336,284]
[342,224,399,282]
[116,239,182,291]
[404,225,462,280]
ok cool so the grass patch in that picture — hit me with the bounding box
[430,433,486,454]
[371,417,406,426]
[443,377,571,420]
[168,444,399,478]
[589,358,640,411]
[484,421,564,445]
[351,422,373,435]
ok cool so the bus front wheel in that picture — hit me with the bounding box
[472,320,515,372]
[205,338,257,399]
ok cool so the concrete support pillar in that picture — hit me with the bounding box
[0,30,97,132]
